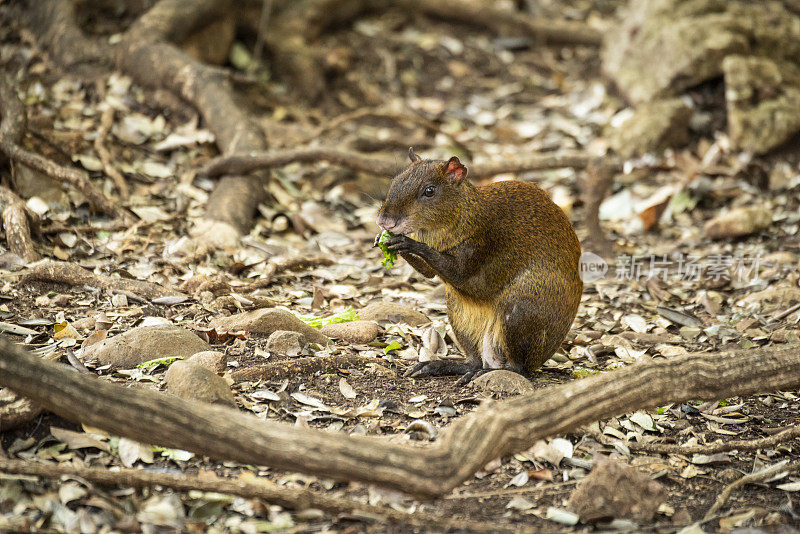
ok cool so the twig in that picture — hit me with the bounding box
[624,425,800,455]
[704,460,800,520]
[94,105,130,198]
[0,459,521,533]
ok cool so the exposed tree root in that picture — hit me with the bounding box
[200,147,613,180]
[28,0,267,248]
[704,460,800,520]
[200,147,400,179]
[0,459,520,533]
[0,139,123,217]
[623,425,800,455]
[2,335,799,500]
[22,260,183,301]
[231,355,380,383]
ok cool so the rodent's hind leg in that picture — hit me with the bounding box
[403,359,480,379]
[500,294,551,373]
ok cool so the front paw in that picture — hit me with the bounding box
[386,235,421,255]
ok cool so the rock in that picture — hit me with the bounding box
[568,457,666,523]
[187,351,227,374]
[608,99,692,158]
[704,206,771,239]
[602,0,800,104]
[265,330,306,356]
[724,55,800,154]
[208,308,329,344]
[359,302,430,326]
[82,326,210,369]
[164,361,235,407]
[321,321,380,344]
[471,370,534,395]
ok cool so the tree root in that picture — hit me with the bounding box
[2,336,799,500]
[22,260,183,301]
[200,147,400,179]
[704,460,800,520]
[28,0,267,246]
[623,425,800,456]
[231,355,380,383]
[0,459,520,533]
[200,147,614,180]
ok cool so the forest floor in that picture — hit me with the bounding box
[2,1,800,532]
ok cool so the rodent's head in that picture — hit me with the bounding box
[376,148,469,235]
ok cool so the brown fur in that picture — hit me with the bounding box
[378,157,582,374]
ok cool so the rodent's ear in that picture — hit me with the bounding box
[445,156,468,184]
[408,147,421,162]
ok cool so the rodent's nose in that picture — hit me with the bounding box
[376,213,397,231]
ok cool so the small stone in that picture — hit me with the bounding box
[164,361,235,406]
[82,326,211,369]
[187,351,227,374]
[208,308,329,344]
[704,206,771,239]
[359,302,430,326]
[568,457,666,523]
[265,330,306,356]
[321,321,380,344]
[471,370,534,395]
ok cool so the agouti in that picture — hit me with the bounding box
[376,148,582,382]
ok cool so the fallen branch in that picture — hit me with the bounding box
[200,147,613,180]
[22,260,183,301]
[1,335,799,499]
[626,425,800,455]
[704,460,800,520]
[0,459,516,533]
[231,355,382,383]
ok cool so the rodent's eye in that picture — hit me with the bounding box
[422,185,436,198]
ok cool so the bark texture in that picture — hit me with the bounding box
[1,335,799,499]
